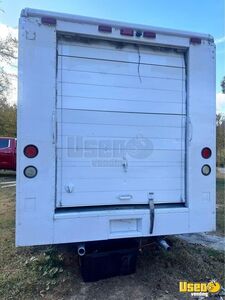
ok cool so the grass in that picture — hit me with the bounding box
[216,175,225,236]
[0,171,224,299]
[0,175,66,299]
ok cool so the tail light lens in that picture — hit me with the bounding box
[190,37,201,44]
[41,17,57,26]
[98,25,112,33]
[201,147,212,159]
[24,166,38,178]
[201,165,211,176]
[24,145,38,158]
[143,31,156,38]
[120,28,134,36]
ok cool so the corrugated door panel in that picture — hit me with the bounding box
[57,149,184,164]
[57,109,185,126]
[58,40,184,67]
[56,37,186,207]
[57,93,184,114]
[58,71,182,92]
[58,56,185,79]
[57,110,185,151]
[58,136,184,151]
[57,44,186,114]
[58,190,183,207]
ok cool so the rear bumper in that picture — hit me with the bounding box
[52,207,190,244]
[16,204,216,246]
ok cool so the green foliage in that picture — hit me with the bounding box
[25,248,64,279]
[216,113,225,167]
[0,31,17,137]
[0,33,17,101]
[221,76,225,94]
[0,98,16,136]
[25,248,64,292]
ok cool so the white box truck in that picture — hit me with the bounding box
[16,8,216,251]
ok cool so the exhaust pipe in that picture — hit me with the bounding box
[77,244,86,256]
[156,239,171,251]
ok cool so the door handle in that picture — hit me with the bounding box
[118,194,133,200]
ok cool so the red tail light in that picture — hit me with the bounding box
[143,31,156,38]
[24,145,38,158]
[41,17,57,26]
[120,28,134,36]
[190,37,201,44]
[201,147,212,159]
[98,25,112,33]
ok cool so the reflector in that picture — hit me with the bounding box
[24,166,38,178]
[201,164,211,176]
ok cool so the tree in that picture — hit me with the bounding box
[0,32,17,136]
[216,113,225,166]
[0,98,16,136]
[221,76,225,94]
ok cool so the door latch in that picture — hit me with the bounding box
[122,157,128,172]
[148,192,155,234]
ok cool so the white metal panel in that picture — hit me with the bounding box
[58,40,184,67]
[57,110,186,151]
[58,56,185,79]
[59,122,183,140]
[58,109,185,126]
[57,39,185,114]
[57,158,183,175]
[58,95,184,115]
[22,8,211,40]
[16,16,56,246]
[53,208,190,243]
[56,37,186,207]
[186,41,216,232]
[58,70,183,91]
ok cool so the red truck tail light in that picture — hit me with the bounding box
[143,31,156,38]
[41,17,57,26]
[120,28,134,36]
[24,145,38,158]
[201,147,212,159]
[190,37,201,44]
[98,25,112,33]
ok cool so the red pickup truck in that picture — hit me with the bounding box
[0,137,16,171]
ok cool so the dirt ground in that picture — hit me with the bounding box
[0,171,224,300]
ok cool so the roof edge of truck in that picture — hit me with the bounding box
[20,7,214,41]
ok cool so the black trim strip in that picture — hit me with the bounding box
[55,203,186,214]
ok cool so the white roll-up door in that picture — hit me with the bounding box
[56,37,186,207]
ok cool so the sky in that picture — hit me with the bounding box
[0,0,225,111]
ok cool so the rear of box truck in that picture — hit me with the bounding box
[16,9,215,247]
